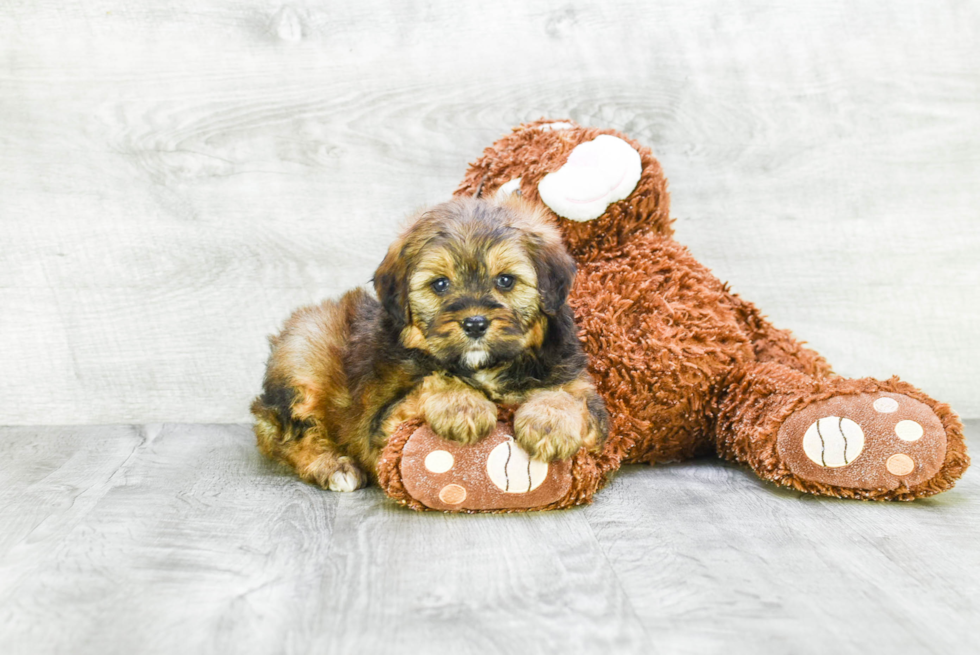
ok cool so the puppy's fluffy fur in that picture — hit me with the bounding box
[251,196,608,491]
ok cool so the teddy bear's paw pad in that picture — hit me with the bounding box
[777,392,947,490]
[486,440,549,493]
[399,423,573,511]
[538,135,641,222]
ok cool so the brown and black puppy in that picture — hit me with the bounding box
[251,196,608,491]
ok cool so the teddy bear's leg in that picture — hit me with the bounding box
[713,362,969,500]
[728,294,836,378]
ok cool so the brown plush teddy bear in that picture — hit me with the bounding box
[377,119,969,511]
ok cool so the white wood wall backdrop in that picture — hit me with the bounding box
[1,0,977,424]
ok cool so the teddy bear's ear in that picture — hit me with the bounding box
[538,134,642,221]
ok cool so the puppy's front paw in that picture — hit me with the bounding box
[424,391,497,445]
[515,391,589,461]
[304,455,367,492]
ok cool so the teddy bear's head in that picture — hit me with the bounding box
[454,120,673,257]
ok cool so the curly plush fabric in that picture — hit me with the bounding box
[376,120,968,510]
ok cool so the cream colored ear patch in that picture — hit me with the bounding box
[486,438,548,493]
[802,416,865,467]
[538,135,642,221]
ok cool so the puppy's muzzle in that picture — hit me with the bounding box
[461,315,489,339]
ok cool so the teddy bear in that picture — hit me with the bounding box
[376,119,969,512]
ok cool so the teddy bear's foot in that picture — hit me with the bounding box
[777,392,948,491]
[388,422,576,512]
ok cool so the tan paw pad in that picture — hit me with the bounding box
[886,453,915,476]
[438,484,467,505]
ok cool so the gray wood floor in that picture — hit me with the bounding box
[1,422,976,655]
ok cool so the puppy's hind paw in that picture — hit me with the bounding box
[304,455,367,492]
[328,468,363,492]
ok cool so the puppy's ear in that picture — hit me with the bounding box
[509,206,573,316]
[501,195,577,316]
[533,237,577,316]
[372,241,411,327]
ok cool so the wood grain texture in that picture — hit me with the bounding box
[0,421,977,654]
[0,0,978,424]
[0,424,647,655]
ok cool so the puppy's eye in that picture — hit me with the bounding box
[430,277,450,294]
[495,274,516,291]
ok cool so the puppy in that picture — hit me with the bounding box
[251,196,608,491]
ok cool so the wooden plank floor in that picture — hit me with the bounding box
[0,422,976,655]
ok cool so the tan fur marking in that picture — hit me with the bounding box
[400,325,428,351]
[409,246,457,289]
[485,241,538,285]
[521,317,547,350]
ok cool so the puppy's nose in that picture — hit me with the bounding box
[461,316,489,338]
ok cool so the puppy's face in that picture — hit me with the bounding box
[374,197,575,371]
